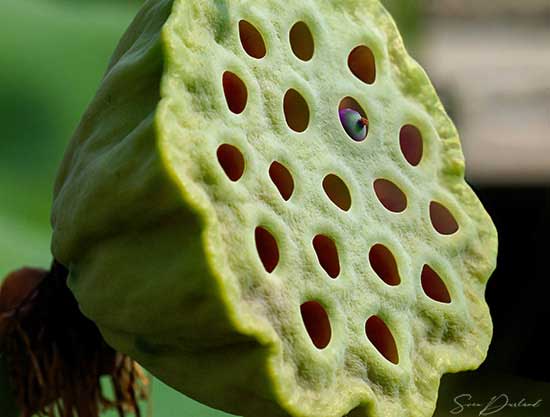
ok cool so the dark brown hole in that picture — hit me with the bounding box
[365,316,399,364]
[312,235,340,279]
[400,125,423,166]
[430,201,459,235]
[239,20,266,59]
[301,301,331,349]
[289,21,314,61]
[421,265,451,303]
[255,227,279,273]
[217,144,245,181]
[348,45,376,84]
[269,161,294,201]
[369,244,400,286]
[223,71,248,114]
[374,179,407,213]
[323,174,351,211]
[283,89,310,132]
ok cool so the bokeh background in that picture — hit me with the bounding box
[1,1,549,416]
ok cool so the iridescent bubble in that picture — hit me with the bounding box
[339,108,368,142]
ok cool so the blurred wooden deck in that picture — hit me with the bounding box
[421,20,550,184]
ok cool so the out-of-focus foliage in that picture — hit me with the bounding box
[52,0,144,3]
[0,0,141,274]
[381,0,424,52]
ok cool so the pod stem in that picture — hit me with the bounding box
[0,261,150,417]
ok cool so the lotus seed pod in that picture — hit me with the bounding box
[50,1,498,417]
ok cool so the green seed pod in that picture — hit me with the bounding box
[50,1,498,417]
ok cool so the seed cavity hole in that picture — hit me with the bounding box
[369,244,400,286]
[312,235,340,279]
[323,174,351,211]
[289,21,314,61]
[284,89,310,132]
[374,179,407,213]
[430,201,459,235]
[365,316,399,364]
[223,71,248,114]
[239,20,266,59]
[217,144,245,181]
[421,265,451,303]
[400,125,423,166]
[301,301,331,349]
[269,161,294,201]
[348,45,376,84]
[255,227,279,273]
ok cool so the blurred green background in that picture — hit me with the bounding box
[1,1,549,417]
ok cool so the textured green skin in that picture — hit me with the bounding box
[51,1,498,417]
